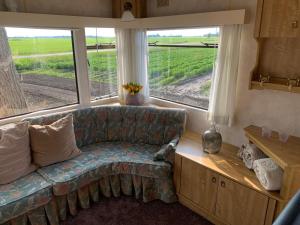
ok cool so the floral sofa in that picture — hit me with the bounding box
[0,105,186,225]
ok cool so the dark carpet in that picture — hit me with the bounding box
[61,196,213,225]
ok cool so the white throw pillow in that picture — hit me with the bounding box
[0,122,36,184]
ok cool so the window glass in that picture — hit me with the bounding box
[147,27,219,109]
[0,27,78,119]
[85,28,117,100]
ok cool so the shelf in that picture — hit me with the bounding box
[244,125,300,169]
[0,10,246,29]
[176,131,283,201]
[251,81,300,94]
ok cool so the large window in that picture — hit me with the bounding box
[85,28,117,100]
[0,27,78,119]
[147,28,219,109]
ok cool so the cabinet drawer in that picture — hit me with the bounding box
[180,157,219,213]
[215,176,269,225]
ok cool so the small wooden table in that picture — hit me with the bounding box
[244,125,300,214]
[174,130,282,225]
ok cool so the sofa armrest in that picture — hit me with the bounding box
[273,191,300,225]
[153,135,180,165]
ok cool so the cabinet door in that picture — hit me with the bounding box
[180,157,219,213]
[260,0,300,37]
[215,176,269,225]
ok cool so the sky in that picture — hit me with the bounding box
[5,27,116,37]
[5,27,219,38]
[148,27,219,36]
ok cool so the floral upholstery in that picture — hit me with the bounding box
[154,136,180,164]
[2,106,187,225]
[37,142,172,196]
[25,106,186,147]
[0,173,52,224]
[53,174,177,221]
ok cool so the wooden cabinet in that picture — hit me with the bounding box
[175,131,279,225]
[251,0,300,93]
[180,157,219,213]
[179,157,269,225]
[215,176,269,225]
[245,126,300,214]
[258,0,300,37]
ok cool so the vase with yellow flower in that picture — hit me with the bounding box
[122,82,144,105]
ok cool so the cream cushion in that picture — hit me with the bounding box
[0,122,36,184]
[29,114,81,167]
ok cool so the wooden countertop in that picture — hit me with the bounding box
[176,130,282,201]
[244,125,300,169]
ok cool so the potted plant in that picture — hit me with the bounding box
[122,82,144,105]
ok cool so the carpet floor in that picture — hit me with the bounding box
[61,196,213,225]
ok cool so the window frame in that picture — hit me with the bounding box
[146,27,219,110]
[0,26,119,124]
[0,27,119,124]
[85,27,118,101]
[0,27,82,121]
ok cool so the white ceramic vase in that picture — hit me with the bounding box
[125,93,144,106]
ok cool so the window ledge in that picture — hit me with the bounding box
[0,96,119,126]
[149,97,208,113]
[90,96,119,106]
[0,104,80,126]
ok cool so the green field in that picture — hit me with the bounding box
[9,36,217,55]
[9,37,115,55]
[149,47,216,88]
[10,36,218,94]
[148,36,218,45]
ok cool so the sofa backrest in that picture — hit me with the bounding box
[25,106,186,147]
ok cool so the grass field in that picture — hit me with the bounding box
[149,47,216,88]
[10,36,218,95]
[9,37,117,55]
[9,36,217,55]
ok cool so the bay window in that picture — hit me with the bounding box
[0,27,78,119]
[85,28,117,100]
[147,27,219,109]
[0,25,220,121]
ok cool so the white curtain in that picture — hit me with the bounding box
[115,28,149,103]
[208,25,242,126]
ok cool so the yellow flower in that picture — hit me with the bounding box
[123,82,143,95]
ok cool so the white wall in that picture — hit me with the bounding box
[148,0,300,147]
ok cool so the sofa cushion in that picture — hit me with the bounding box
[83,142,172,178]
[25,106,186,147]
[0,173,52,224]
[29,114,81,167]
[37,143,172,196]
[0,122,36,184]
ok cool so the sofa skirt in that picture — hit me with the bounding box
[3,174,177,225]
[2,199,59,225]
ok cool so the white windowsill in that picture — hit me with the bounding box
[149,97,209,134]
[0,96,118,126]
[90,96,119,106]
[149,97,208,113]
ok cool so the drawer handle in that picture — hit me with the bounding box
[221,181,226,188]
[292,21,298,29]
[212,177,217,183]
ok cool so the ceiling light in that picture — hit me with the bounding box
[121,2,135,22]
